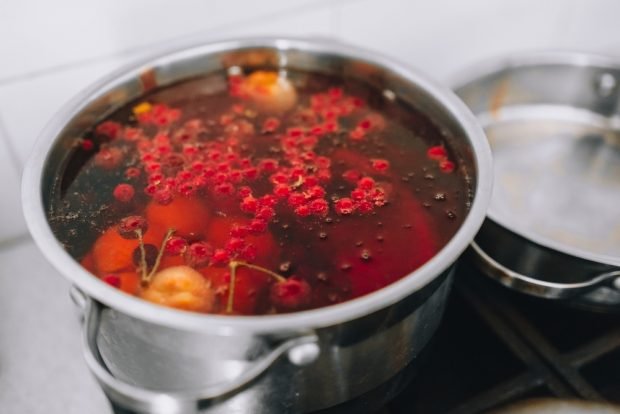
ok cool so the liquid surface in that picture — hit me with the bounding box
[49,69,470,315]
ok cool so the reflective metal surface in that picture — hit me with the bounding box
[22,38,492,413]
[454,52,620,309]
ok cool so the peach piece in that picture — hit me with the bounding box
[146,197,211,238]
[244,71,297,114]
[92,224,165,274]
[116,271,141,295]
[141,266,215,312]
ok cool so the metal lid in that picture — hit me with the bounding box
[453,52,620,308]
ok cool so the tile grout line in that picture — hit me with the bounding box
[0,0,363,88]
[0,232,31,252]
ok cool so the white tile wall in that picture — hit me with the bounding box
[0,0,326,81]
[0,125,27,241]
[2,1,620,412]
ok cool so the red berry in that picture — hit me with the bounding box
[154,188,174,205]
[315,156,331,169]
[177,181,197,197]
[273,184,290,198]
[288,193,306,207]
[81,139,94,151]
[187,242,214,267]
[259,158,279,173]
[288,127,303,137]
[230,223,249,238]
[427,145,447,161]
[242,167,259,180]
[214,182,235,196]
[262,117,280,133]
[118,216,148,238]
[165,236,188,255]
[334,198,355,215]
[308,198,329,216]
[305,185,325,199]
[270,172,289,184]
[358,177,375,191]
[211,249,230,266]
[95,121,121,139]
[439,159,455,173]
[125,167,141,179]
[349,127,365,140]
[357,200,374,213]
[249,219,268,234]
[240,196,259,214]
[294,204,311,217]
[359,119,372,130]
[113,183,135,203]
[94,147,123,169]
[102,274,121,288]
[255,206,275,221]
[225,237,245,253]
[371,159,390,172]
[270,278,312,311]
[123,127,142,141]
[145,162,162,173]
[350,188,366,201]
[239,243,258,261]
[237,186,252,198]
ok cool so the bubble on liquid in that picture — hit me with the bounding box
[446,210,457,220]
[355,240,363,247]
[424,174,434,180]
[423,202,431,208]
[403,223,412,229]
[360,249,372,261]
[317,272,328,282]
[325,217,333,224]
[376,234,384,242]
[340,262,352,271]
[279,261,292,273]
[434,192,446,201]
[319,232,328,240]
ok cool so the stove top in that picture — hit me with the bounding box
[383,258,620,414]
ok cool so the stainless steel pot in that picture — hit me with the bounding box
[453,52,620,311]
[22,38,492,413]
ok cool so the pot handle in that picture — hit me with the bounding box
[469,241,620,299]
[75,291,320,414]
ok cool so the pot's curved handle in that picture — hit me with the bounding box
[75,292,320,414]
[469,241,620,299]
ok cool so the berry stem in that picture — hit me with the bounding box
[136,229,148,283]
[145,228,175,283]
[225,260,287,313]
[226,261,238,313]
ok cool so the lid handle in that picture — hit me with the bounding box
[470,242,620,299]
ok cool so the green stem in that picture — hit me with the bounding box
[225,260,287,313]
[146,228,175,283]
[226,261,239,313]
[136,229,148,284]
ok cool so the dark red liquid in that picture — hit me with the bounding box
[48,69,470,315]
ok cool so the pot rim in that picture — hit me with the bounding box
[451,50,620,268]
[22,37,492,334]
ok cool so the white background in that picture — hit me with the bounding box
[1,1,619,412]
